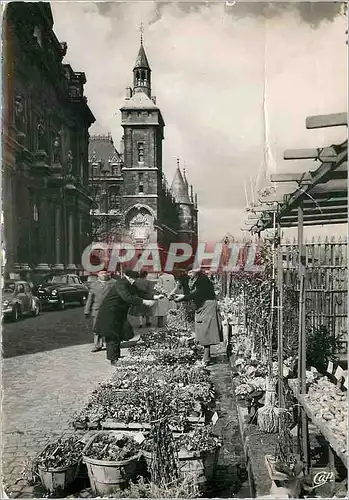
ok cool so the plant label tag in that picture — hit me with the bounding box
[344,377,348,389]
[327,361,334,374]
[334,366,344,381]
[212,412,219,426]
[134,432,145,444]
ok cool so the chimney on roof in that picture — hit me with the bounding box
[195,193,198,207]
[125,87,132,99]
[120,136,124,156]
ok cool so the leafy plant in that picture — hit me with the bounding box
[306,325,343,373]
[35,435,84,470]
[84,434,140,461]
[113,476,200,498]
[177,425,221,453]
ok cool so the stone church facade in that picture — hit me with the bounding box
[89,40,198,262]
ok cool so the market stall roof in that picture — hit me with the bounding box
[244,113,347,233]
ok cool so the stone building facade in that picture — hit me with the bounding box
[2,2,95,279]
[88,40,198,263]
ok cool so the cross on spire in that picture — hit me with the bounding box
[139,22,144,45]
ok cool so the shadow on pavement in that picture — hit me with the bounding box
[2,305,92,359]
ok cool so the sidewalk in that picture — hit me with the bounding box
[2,328,244,498]
[2,342,120,497]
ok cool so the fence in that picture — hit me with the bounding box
[282,236,347,344]
[222,236,347,345]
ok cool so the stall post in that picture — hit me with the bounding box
[297,202,309,472]
[276,221,284,408]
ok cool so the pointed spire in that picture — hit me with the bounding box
[171,158,191,204]
[134,23,150,70]
[134,44,150,69]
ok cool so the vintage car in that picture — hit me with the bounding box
[35,274,89,309]
[2,280,40,322]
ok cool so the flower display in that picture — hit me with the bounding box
[35,436,84,469]
[84,434,140,462]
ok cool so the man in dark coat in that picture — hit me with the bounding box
[94,270,155,365]
[129,270,155,327]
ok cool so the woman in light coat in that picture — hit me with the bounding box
[84,271,114,352]
[153,272,176,327]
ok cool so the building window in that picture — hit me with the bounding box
[111,165,119,176]
[138,173,144,194]
[109,186,120,209]
[138,142,144,163]
[92,163,99,177]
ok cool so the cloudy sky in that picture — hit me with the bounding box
[51,1,347,240]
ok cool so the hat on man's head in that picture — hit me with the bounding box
[124,269,139,279]
[187,263,201,272]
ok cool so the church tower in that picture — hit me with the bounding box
[120,35,165,247]
[170,159,197,246]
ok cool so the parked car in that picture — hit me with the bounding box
[2,280,40,322]
[35,274,89,310]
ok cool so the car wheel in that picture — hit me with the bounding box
[58,296,65,310]
[80,295,87,306]
[11,305,19,322]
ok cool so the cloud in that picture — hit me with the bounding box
[51,1,347,240]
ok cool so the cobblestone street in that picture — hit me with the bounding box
[2,307,245,498]
[2,306,119,497]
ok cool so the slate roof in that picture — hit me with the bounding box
[88,135,121,163]
[170,167,191,204]
[134,43,150,70]
[121,91,158,110]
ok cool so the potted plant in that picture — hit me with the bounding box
[35,435,85,495]
[306,325,343,374]
[176,426,221,489]
[82,432,141,496]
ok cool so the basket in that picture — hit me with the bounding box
[82,431,140,496]
[38,463,79,494]
[177,446,220,488]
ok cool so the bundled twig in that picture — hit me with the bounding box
[146,387,178,486]
[275,409,296,466]
[257,376,280,433]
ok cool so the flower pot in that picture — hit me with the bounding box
[82,432,140,496]
[38,463,79,494]
[177,446,220,489]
